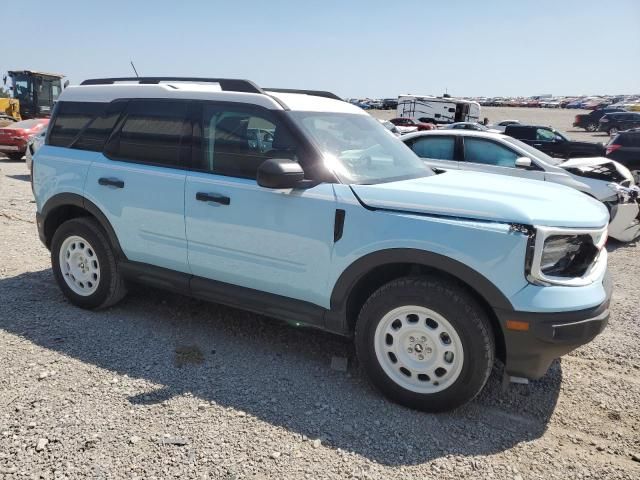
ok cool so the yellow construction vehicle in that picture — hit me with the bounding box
[0,97,20,126]
[2,70,66,121]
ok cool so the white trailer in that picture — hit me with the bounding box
[397,95,481,124]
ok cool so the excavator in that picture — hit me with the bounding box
[1,70,66,126]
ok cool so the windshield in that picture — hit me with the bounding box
[503,137,563,165]
[289,112,432,184]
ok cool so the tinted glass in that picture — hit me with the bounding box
[48,102,105,147]
[201,105,298,179]
[109,100,188,167]
[75,102,125,152]
[411,137,455,160]
[464,138,519,167]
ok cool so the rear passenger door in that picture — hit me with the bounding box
[84,100,191,273]
[184,103,336,307]
[406,136,459,171]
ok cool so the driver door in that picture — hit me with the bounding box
[460,137,545,180]
[184,103,336,307]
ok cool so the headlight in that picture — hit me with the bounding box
[526,226,607,286]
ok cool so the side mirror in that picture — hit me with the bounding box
[63,80,70,89]
[515,157,532,169]
[257,158,304,189]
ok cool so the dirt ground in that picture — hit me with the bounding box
[0,107,639,479]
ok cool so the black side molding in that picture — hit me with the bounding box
[334,209,345,242]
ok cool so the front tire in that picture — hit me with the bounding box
[6,152,24,161]
[355,276,494,412]
[51,217,127,309]
[608,127,619,136]
[585,123,597,132]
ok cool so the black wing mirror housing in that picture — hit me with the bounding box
[257,158,305,189]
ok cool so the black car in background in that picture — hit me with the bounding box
[503,124,605,159]
[382,98,398,110]
[599,112,640,135]
[573,108,626,132]
[606,129,640,183]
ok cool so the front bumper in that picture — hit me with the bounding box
[495,271,612,379]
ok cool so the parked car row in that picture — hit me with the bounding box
[477,95,640,110]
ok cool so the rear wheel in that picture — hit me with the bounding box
[355,275,495,412]
[51,217,126,309]
[585,123,597,132]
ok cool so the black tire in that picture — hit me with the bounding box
[355,275,495,412]
[6,152,24,161]
[608,127,618,136]
[585,123,597,132]
[51,217,127,309]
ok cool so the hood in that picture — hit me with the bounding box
[351,170,609,228]
[560,157,633,185]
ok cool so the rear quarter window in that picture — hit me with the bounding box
[48,102,108,148]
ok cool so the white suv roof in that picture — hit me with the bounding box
[59,77,364,115]
[401,129,511,141]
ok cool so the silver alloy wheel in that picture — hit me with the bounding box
[58,235,100,296]
[374,305,464,394]
[609,127,618,135]
[631,170,640,185]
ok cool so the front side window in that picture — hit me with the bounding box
[289,112,431,184]
[107,100,188,167]
[411,137,455,160]
[463,138,519,167]
[536,128,557,141]
[199,105,298,179]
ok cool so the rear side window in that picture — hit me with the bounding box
[411,137,455,160]
[48,102,105,147]
[506,126,535,140]
[74,102,125,151]
[198,104,298,179]
[463,138,519,167]
[105,100,189,168]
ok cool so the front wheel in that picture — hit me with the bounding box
[355,276,495,412]
[585,123,597,132]
[631,169,640,185]
[608,127,619,136]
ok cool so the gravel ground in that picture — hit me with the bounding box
[1,107,639,479]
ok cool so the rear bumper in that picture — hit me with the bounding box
[495,272,612,379]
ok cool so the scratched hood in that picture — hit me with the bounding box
[351,170,609,228]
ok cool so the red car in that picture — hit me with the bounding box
[0,118,49,160]
[389,117,436,131]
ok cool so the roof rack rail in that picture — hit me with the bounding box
[80,77,263,94]
[265,88,342,101]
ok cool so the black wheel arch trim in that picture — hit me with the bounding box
[40,193,126,259]
[329,248,514,318]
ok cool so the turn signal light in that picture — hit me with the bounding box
[506,320,530,331]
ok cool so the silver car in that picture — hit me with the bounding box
[402,130,640,242]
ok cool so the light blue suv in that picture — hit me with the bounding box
[33,77,612,412]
